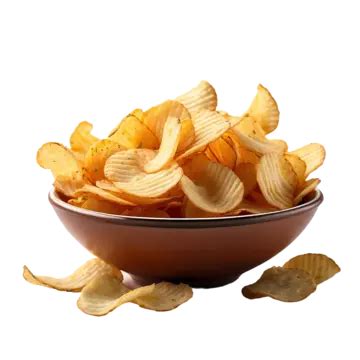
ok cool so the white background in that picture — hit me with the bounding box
[1,1,359,359]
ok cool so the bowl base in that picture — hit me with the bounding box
[125,273,240,289]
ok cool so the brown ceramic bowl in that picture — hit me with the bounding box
[49,189,323,288]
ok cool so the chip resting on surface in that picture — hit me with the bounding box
[23,259,122,292]
[283,253,340,284]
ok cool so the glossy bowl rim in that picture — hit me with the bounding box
[49,189,323,228]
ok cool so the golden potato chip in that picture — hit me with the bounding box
[75,184,135,206]
[248,84,279,134]
[242,266,316,302]
[283,253,340,284]
[176,110,232,161]
[135,282,193,311]
[290,143,326,177]
[105,149,183,198]
[108,109,144,136]
[68,196,88,207]
[176,80,217,114]
[183,199,218,218]
[144,117,182,173]
[180,158,244,213]
[232,116,286,155]
[294,178,320,205]
[77,272,155,316]
[122,208,170,218]
[204,146,218,162]
[54,175,85,197]
[257,153,297,209]
[81,197,125,215]
[234,163,258,196]
[84,139,124,183]
[109,114,159,149]
[285,153,306,187]
[70,121,99,154]
[208,136,237,169]
[37,142,83,179]
[226,199,277,216]
[23,259,121,292]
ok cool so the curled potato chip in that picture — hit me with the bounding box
[37,142,83,179]
[144,117,182,173]
[180,158,244,213]
[75,184,135,206]
[122,208,170,218]
[285,153,306,187]
[84,139,124,183]
[177,110,232,161]
[23,259,121,292]
[283,253,340,284]
[257,153,297,209]
[105,149,183,198]
[232,116,286,155]
[290,143,326,177]
[176,80,217,114]
[110,114,159,149]
[234,163,258,196]
[70,121,99,154]
[294,178,320,205]
[54,175,85,197]
[109,109,144,137]
[81,197,125,215]
[208,136,237,169]
[248,84,279,134]
[135,282,193,311]
[242,266,317,302]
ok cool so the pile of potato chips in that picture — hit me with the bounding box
[37,81,326,217]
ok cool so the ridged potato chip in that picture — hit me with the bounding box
[75,184,135,206]
[294,178,320,205]
[283,253,340,284]
[242,266,317,302]
[208,136,237,169]
[285,153,306,187]
[143,100,194,151]
[84,139,124,183]
[248,84,279,134]
[290,143,326,177]
[180,158,244,213]
[23,259,121,292]
[176,80,217,114]
[257,153,297,209]
[70,121,99,154]
[177,110,232,161]
[234,163,258,196]
[110,114,159,149]
[226,199,277,216]
[135,282,193,311]
[105,149,183,198]
[109,108,144,136]
[144,117,182,173]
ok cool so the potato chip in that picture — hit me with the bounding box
[70,121,99,154]
[232,116,286,155]
[176,80,217,114]
[290,143,326,177]
[144,117,182,173]
[37,142,83,179]
[285,153,306,187]
[54,175,85,197]
[208,136,237,169]
[122,208,170,218]
[180,158,244,213]
[68,196,88,207]
[23,259,121,292]
[135,282,193,311]
[75,184,135,206]
[242,266,316,302]
[83,139,124,183]
[176,110,232,161]
[226,199,277,216]
[110,114,159,149]
[283,253,340,284]
[248,84,279,134]
[234,162,258,196]
[183,199,218,218]
[81,197,125,215]
[294,178,320,205]
[257,153,297,209]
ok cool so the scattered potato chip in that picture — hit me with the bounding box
[248,84,279,134]
[242,266,317,302]
[23,259,121,292]
[257,153,297,209]
[234,162,258,196]
[144,117,182,173]
[70,121,99,154]
[180,158,244,213]
[74,184,135,206]
[285,153,306,187]
[294,178,321,205]
[176,80,217,114]
[283,253,340,285]
[290,143,326,177]
[84,139,124,183]
[135,282,193,311]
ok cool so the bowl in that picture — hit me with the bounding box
[49,189,323,288]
